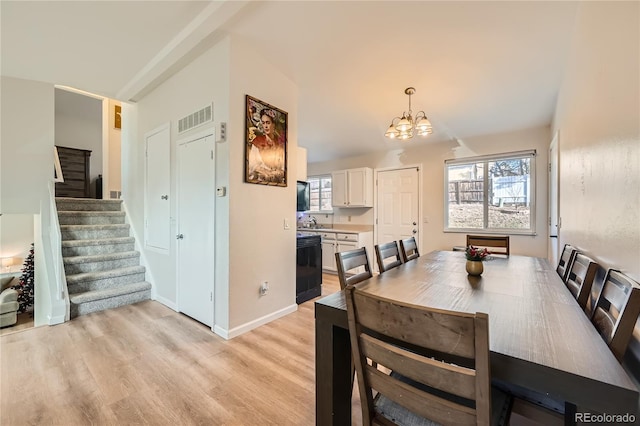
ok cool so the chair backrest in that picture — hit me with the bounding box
[335,247,372,290]
[565,253,598,310]
[399,237,420,262]
[374,241,403,273]
[556,244,578,282]
[591,269,640,362]
[345,285,492,425]
[466,235,510,256]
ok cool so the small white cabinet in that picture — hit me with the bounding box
[320,232,337,272]
[335,234,357,266]
[311,230,373,273]
[331,167,373,208]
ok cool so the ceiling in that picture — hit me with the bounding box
[1,1,580,163]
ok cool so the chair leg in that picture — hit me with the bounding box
[350,361,355,393]
[564,402,577,426]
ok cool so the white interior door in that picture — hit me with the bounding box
[376,167,420,255]
[177,133,215,327]
[145,123,170,252]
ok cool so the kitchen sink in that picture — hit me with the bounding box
[300,224,328,230]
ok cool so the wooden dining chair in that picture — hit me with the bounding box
[335,247,373,290]
[556,244,578,282]
[398,236,420,262]
[466,235,510,256]
[374,241,403,273]
[591,269,640,362]
[565,253,598,311]
[345,286,513,426]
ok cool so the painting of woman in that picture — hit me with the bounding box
[245,96,288,186]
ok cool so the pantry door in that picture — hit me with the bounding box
[177,132,215,327]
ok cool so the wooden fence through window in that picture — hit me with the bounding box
[448,180,484,204]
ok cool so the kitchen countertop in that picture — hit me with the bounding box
[295,233,322,240]
[297,224,373,233]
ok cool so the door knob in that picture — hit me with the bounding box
[413,222,417,226]
[176,234,184,239]
[412,229,417,234]
[161,195,169,200]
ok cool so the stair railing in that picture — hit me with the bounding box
[41,181,69,324]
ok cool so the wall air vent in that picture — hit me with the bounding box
[178,103,213,134]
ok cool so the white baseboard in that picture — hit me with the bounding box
[48,313,66,325]
[153,294,178,311]
[213,304,298,340]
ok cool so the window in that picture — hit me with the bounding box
[444,150,536,234]
[308,175,333,213]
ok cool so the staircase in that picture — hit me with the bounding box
[56,197,151,318]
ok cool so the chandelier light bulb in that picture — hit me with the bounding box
[396,116,412,132]
[384,87,432,141]
[385,123,399,138]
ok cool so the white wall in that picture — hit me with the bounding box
[1,76,54,213]
[553,2,639,279]
[227,35,299,332]
[127,37,231,327]
[55,88,103,197]
[0,214,33,260]
[0,76,61,325]
[309,126,550,258]
[127,34,299,337]
[551,2,640,370]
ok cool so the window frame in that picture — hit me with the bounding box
[307,174,333,214]
[443,150,537,235]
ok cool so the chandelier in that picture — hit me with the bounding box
[384,87,433,140]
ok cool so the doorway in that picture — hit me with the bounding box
[375,167,421,270]
[176,131,215,327]
[549,131,560,266]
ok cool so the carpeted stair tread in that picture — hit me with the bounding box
[56,197,123,203]
[69,281,152,304]
[63,250,139,265]
[60,224,130,231]
[55,198,123,212]
[56,197,151,318]
[66,266,146,284]
[62,236,134,247]
[70,289,151,317]
[58,211,126,217]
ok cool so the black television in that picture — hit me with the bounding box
[297,181,310,212]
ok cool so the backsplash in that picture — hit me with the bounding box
[297,207,373,228]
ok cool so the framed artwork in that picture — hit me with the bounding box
[245,95,288,187]
[114,105,122,129]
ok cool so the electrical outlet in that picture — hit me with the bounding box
[260,281,269,296]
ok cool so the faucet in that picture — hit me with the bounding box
[310,216,318,228]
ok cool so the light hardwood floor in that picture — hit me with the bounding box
[0,274,362,425]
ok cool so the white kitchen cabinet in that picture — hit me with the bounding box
[335,233,364,274]
[313,230,373,274]
[320,232,337,272]
[331,167,373,208]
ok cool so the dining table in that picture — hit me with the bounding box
[314,250,639,425]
